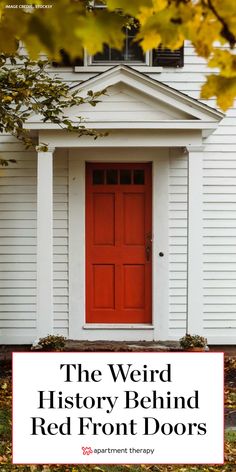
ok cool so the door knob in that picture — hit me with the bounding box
[159,252,164,257]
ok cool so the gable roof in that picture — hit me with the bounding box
[26,64,224,136]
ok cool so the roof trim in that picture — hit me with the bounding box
[26,64,224,133]
[70,64,224,121]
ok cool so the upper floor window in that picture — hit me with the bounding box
[90,0,184,68]
[92,25,146,64]
[90,43,184,68]
[53,45,184,69]
[52,50,83,68]
[52,0,184,68]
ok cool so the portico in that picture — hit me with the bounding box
[26,65,223,342]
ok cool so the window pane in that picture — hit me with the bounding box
[120,169,131,184]
[93,170,104,185]
[126,26,144,62]
[106,169,118,184]
[134,170,145,185]
[93,26,145,64]
[126,39,144,62]
[110,48,124,61]
[93,44,110,62]
[94,1,106,6]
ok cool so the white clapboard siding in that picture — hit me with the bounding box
[203,146,236,339]
[0,150,37,342]
[0,312,36,319]
[0,328,37,338]
[0,147,70,342]
[169,149,188,336]
[154,43,236,342]
[53,149,69,336]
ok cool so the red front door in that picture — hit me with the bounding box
[86,163,152,323]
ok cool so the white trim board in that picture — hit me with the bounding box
[38,130,202,148]
[0,335,37,345]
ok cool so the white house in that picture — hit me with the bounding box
[1,39,236,346]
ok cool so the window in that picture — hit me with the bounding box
[90,43,184,68]
[53,45,184,69]
[52,0,184,69]
[52,49,83,68]
[92,168,145,185]
[91,1,184,68]
[92,25,146,64]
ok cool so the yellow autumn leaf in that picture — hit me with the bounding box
[190,17,222,58]
[29,466,38,472]
[138,0,168,24]
[208,49,236,77]
[152,0,168,10]
[138,6,185,51]
[75,10,125,55]
[107,0,153,16]
[201,75,236,111]
[42,466,51,472]
[0,0,236,109]
[139,30,162,51]
[212,0,236,36]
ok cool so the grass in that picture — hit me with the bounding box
[0,408,11,439]
[225,429,236,443]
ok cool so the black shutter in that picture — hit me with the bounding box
[52,49,84,67]
[152,45,184,67]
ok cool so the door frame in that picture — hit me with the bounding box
[68,148,169,341]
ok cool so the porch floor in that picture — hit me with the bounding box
[0,340,235,361]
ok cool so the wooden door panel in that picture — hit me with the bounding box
[123,264,145,308]
[93,264,115,309]
[86,163,152,324]
[93,193,115,246]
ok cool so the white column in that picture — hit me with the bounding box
[187,146,204,335]
[153,151,169,341]
[36,148,54,338]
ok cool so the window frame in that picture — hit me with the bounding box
[86,49,151,67]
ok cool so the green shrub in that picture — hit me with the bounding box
[179,334,208,349]
[31,335,66,351]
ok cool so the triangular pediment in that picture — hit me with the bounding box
[69,81,195,122]
[26,64,224,136]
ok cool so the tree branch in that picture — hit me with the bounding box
[206,0,236,48]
